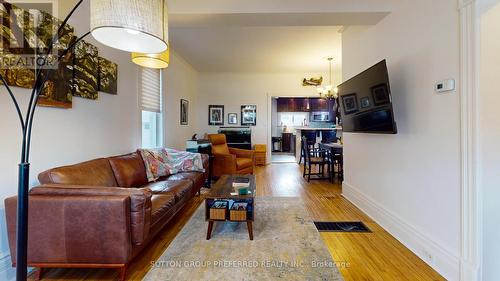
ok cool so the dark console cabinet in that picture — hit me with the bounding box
[218,127,252,150]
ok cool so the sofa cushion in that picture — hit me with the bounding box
[38,158,118,187]
[236,158,253,170]
[108,153,148,188]
[143,180,193,203]
[150,194,175,226]
[167,173,204,191]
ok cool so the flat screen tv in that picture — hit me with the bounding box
[337,60,397,134]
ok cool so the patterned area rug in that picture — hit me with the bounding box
[144,197,344,281]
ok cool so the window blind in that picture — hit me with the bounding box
[141,68,162,113]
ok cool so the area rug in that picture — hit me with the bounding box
[144,197,344,281]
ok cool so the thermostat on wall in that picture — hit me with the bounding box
[435,79,455,93]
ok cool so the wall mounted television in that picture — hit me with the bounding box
[337,59,397,134]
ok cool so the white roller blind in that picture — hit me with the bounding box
[141,68,162,113]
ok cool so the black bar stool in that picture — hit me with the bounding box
[299,131,317,164]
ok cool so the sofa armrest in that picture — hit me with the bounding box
[229,147,255,159]
[212,153,237,176]
[5,194,133,265]
[30,185,152,246]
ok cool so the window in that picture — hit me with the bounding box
[278,112,309,127]
[141,68,163,148]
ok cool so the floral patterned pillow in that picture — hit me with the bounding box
[137,148,171,182]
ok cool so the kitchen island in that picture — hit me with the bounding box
[294,127,342,163]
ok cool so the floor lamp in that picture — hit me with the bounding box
[0,0,168,280]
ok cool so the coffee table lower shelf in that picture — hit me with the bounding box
[205,198,254,241]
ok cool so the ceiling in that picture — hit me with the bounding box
[167,0,397,72]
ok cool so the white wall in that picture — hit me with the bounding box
[196,71,341,144]
[340,1,461,280]
[479,2,500,280]
[163,51,199,150]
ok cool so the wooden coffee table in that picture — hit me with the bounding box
[205,175,255,240]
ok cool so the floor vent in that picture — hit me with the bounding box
[314,221,371,233]
[320,195,338,200]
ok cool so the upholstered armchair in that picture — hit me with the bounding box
[207,134,255,177]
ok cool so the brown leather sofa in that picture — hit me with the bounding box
[4,151,208,281]
[207,134,255,177]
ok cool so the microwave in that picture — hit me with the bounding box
[311,112,331,122]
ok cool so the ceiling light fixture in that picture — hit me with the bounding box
[90,0,169,53]
[317,57,338,99]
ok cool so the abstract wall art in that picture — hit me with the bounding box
[72,40,98,100]
[98,56,118,95]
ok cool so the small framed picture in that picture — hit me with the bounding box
[371,83,390,105]
[360,97,371,108]
[228,113,238,125]
[180,99,189,125]
[342,94,359,115]
[208,105,224,126]
[241,105,257,126]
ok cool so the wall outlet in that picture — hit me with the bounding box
[435,79,455,93]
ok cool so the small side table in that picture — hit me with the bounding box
[254,144,267,166]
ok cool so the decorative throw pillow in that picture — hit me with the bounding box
[137,148,171,182]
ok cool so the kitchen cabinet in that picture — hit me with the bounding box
[277,98,310,112]
[277,98,289,112]
[310,98,329,111]
[281,133,295,152]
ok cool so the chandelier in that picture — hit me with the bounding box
[317,57,338,99]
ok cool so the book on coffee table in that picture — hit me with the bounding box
[232,177,250,188]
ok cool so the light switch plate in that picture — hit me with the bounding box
[435,79,455,93]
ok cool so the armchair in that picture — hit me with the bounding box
[207,134,255,177]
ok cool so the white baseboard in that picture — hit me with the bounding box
[342,182,460,281]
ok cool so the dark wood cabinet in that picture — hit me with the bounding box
[310,98,329,111]
[277,98,310,112]
[277,98,289,112]
[281,133,294,152]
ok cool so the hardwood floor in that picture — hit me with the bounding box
[31,164,445,281]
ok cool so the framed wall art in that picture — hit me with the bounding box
[228,113,238,125]
[98,57,118,95]
[341,94,359,115]
[180,99,189,125]
[241,105,257,126]
[208,105,224,126]
[360,96,371,109]
[72,40,99,100]
[371,83,390,106]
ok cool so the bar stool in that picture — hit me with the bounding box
[301,137,330,182]
[321,130,337,143]
[299,131,317,164]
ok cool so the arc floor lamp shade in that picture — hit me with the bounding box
[90,0,169,53]
[132,49,170,69]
